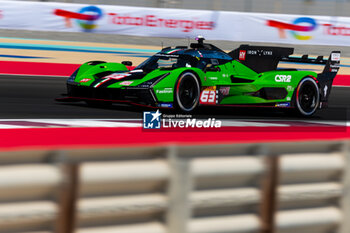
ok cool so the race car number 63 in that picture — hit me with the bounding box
[200,91,216,103]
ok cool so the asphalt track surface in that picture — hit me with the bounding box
[0,74,349,121]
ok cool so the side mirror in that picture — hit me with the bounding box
[122,61,132,66]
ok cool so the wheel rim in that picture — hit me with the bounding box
[176,73,199,112]
[296,78,319,116]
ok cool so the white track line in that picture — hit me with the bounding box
[0,124,30,129]
[218,120,290,127]
[302,120,346,126]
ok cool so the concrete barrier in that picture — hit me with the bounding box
[0,141,348,233]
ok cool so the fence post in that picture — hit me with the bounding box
[54,151,80,233]
[166,146,192,233]
[260,152,279,233]
[340,141,350,233]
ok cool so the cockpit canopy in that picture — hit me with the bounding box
[136,45,232,72]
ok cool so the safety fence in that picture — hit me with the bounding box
[16,0,350,17]
[1,1,350,46]
[0,141,349,233]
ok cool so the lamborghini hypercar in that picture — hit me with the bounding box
[57,37,340,116]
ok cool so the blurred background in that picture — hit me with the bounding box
[1,0,349,56]
[1,1,350,233]
[12,0,350,16]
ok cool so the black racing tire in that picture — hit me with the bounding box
[293,77,320,116]
[174,72,200,112]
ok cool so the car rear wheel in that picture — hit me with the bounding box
[174,72,200,112]
[294,77,320,116]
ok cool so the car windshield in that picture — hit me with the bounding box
[136,54,198,72]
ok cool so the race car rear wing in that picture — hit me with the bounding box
[229,45,340,77]
[281,51,341,104]
[229,45,340,105]
[280,54,327,65]
[272,50,341,104]
[316,51,341,103]
[281,51,341,77]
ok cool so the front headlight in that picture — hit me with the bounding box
[67,69,79,83]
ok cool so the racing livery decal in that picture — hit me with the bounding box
[58,37,340,117]
[200,86,218,105]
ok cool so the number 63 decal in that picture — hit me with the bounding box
[200,90,217,104]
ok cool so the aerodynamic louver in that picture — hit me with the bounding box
[94,71,114,79]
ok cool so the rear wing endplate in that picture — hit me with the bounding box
[283,51,341,104]
[282,51,341,104]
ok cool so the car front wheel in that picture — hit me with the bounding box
[174,72,200,112]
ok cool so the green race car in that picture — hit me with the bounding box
[57,37,340,116]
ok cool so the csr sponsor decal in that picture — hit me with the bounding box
[275,75,291,83]
[54,6,103,31]
[108,13,214,32]
[200,86,217,105]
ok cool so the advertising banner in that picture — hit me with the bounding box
[0,0,350,46]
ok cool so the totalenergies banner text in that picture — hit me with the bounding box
[1,0,350,46]
[0,1,219,38]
